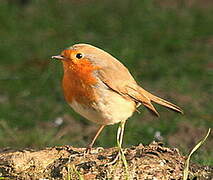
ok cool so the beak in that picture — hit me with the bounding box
[51,55,64,60]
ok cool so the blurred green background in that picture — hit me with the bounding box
[0,0,212,165]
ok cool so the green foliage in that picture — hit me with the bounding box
[183,129,211,180]
[0,0,212,165]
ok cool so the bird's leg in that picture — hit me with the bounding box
[108,121,128,167]
[117,121,129,174]
[116,121,126,155]
[117,121,125,148]
[86,125,105,152]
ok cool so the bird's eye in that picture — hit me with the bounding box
[76,53,83,59]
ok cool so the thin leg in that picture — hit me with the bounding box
[117,123,122,148]
[117,121,129,174]
[107,121,128,166]
[87,125,105,150]
[117,121,126,149]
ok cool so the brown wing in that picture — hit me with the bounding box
[97,59,183,116]
[97,60,160,116]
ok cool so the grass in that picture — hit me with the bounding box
[67,164,84,180]
[0,0,212,166]
[183,128,211,180]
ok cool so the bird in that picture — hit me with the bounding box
[52,43,183,150]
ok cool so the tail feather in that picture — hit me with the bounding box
[139,87,183,114]
[142,99,160,117]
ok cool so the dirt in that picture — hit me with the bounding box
[0,142,212,179]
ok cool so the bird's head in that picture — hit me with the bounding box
[52,44,110,84]
[52,44,117,74]
[52,43,116,70]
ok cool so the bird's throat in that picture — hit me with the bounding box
[62,60,100,104]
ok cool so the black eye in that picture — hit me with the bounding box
[76,53,83,59]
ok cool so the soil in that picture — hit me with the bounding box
[0,142,212,180]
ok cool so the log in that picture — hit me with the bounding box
[0,142,212,179]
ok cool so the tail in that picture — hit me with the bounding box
[138,87,184,116]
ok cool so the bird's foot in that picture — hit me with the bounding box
[106,151,120,166]
[106,147,128,168]
[84,144,104,157]
[85,144,93,153]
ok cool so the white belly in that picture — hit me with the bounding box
[69,86,136,125]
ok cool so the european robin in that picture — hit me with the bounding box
[52,43,183,150]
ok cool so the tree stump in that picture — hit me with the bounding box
[0,142,212,179]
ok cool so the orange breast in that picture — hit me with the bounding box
[62,59,100,105]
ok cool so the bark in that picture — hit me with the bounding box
[0,142,212,180]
